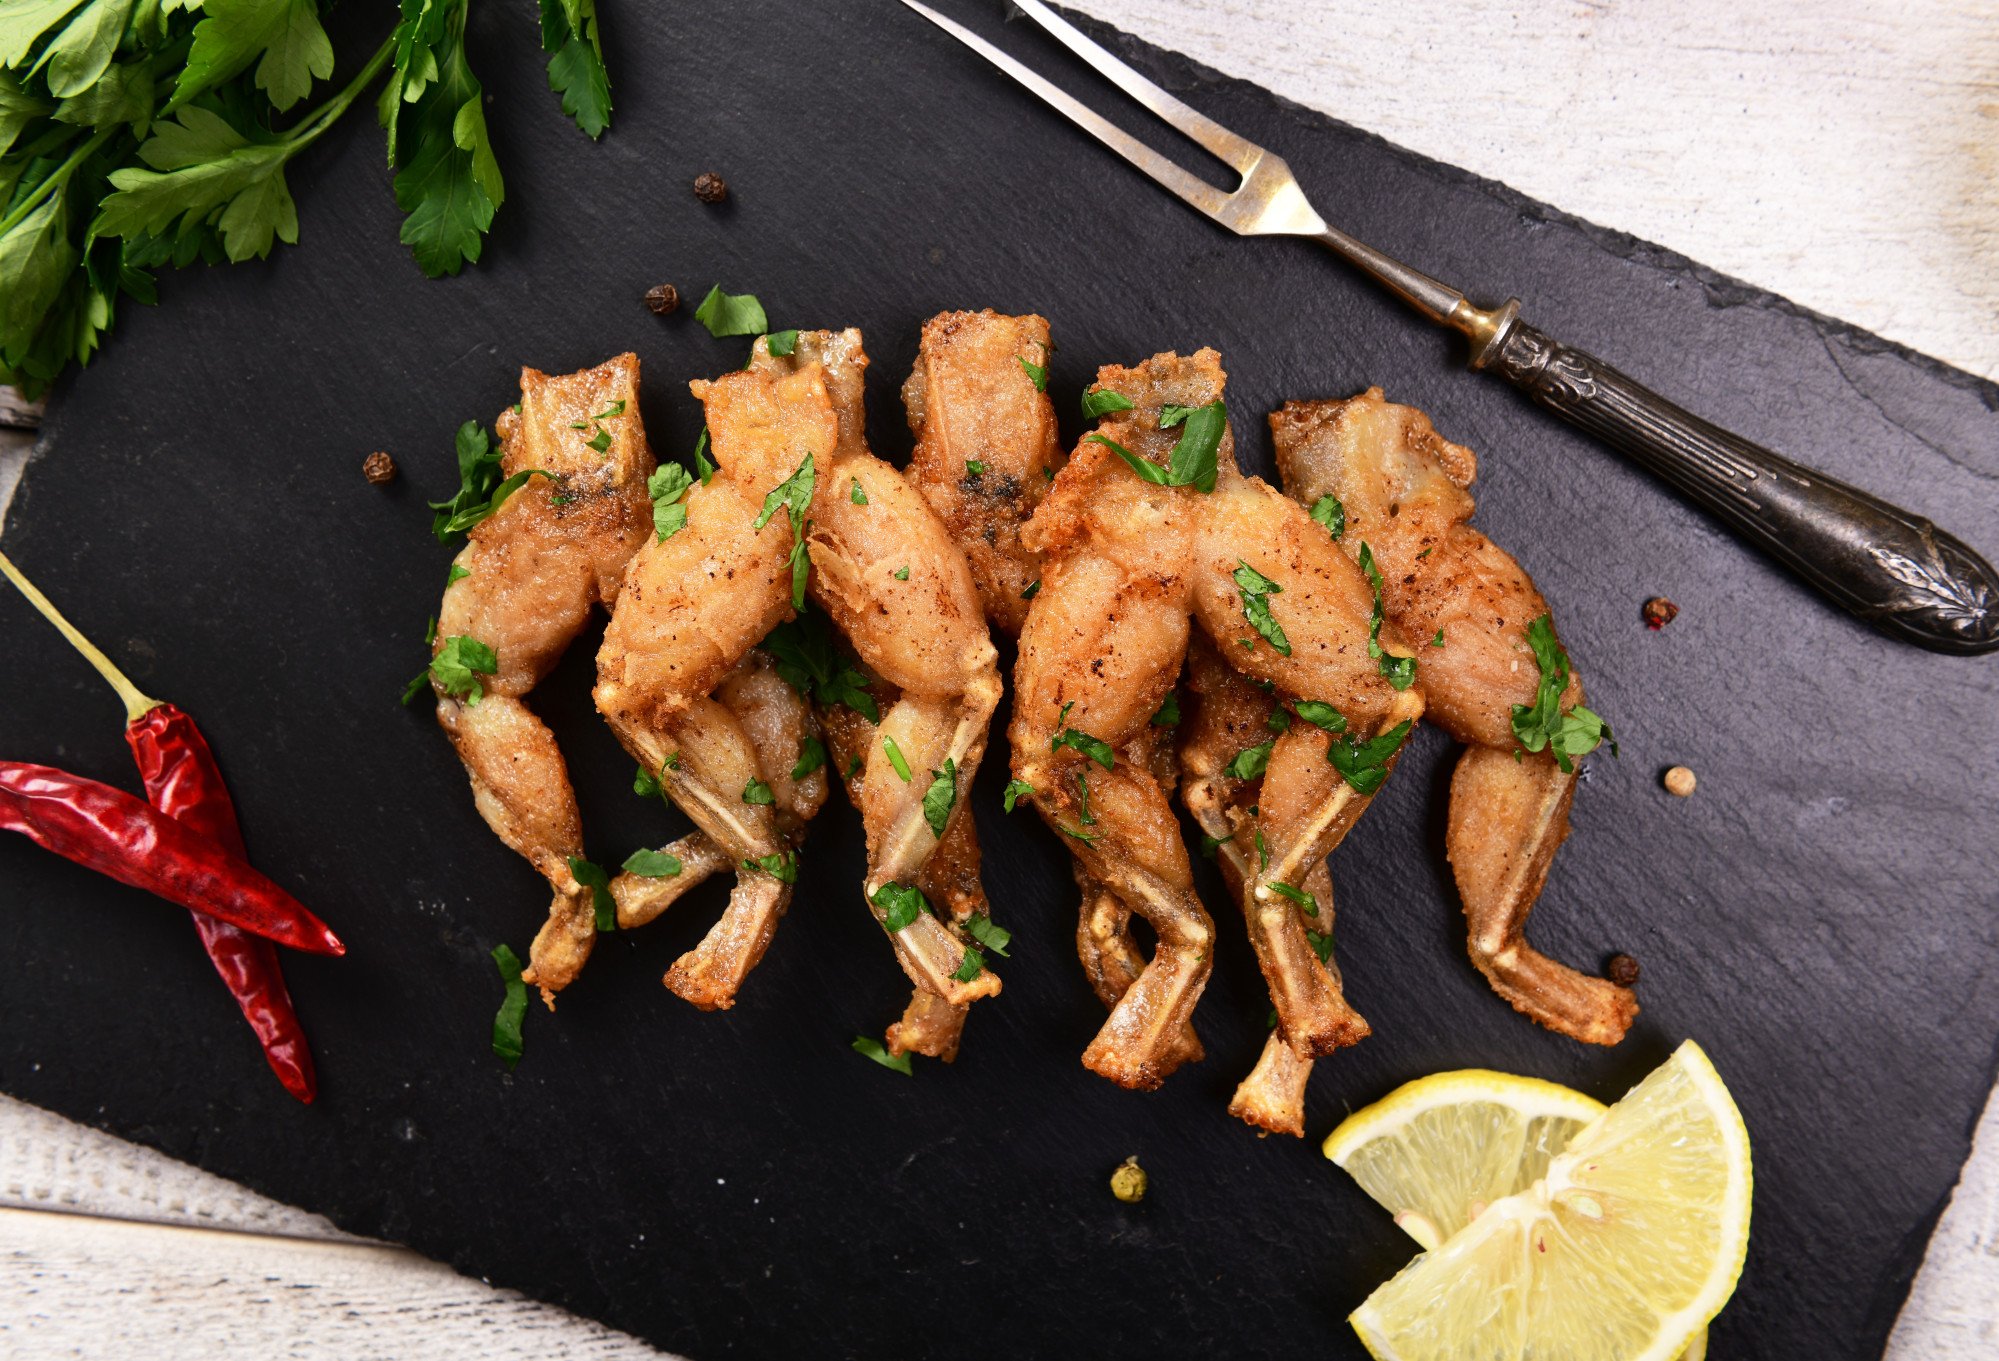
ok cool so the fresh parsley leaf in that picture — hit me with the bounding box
[426,421,548,541]
[693,427,715,484]
[743,850,798,884]
[1158,403,1193,428]
[1509,613,1615,772]
[1151,691,1180,727]
[742,777,774,806]
[1431,628,1445,647]
[622,848,681,878]
[537,0,611,139]
[1002,778,1035,812]
[1255,825,1268,871]
[845,753,863,779]
[1267,881,1318,915]
[1327,718,1414,795]
[1293,700,1348,733]
[1267,707,1292,734]
[1086,398,1224,492]
[790,734,826,781]
[1061,822,1100,846]
[952,946,985,983]
[430,634,497,704]
[852,1034,911,1075]
[965,459,985,477]
[1080,387,1133,419]
[1305,928,1336,965]
[1310,494,1345,541]
[965,912,1011,957]
[872,881,928,932]
[584,427,611,453]
[849,476,867,505]
[386,1,505,278]
[1225,740,1273,780]
[764,328,798,356]
[173,0,336,113]
[893,565,909,581]
[1356,541,1417,691]
[1233,560,1291,656]
[424,614,438,647]
[1198,833,1224,859]
[753,453,815,610]
[633,762,672,799]
[491,942,527,1066]
[693,283,768,337]
[1017,355,1047,391]
[95,105,309,263]
[1087,432,1162,484]
[566,855,614,932]
[1050,726,1115,770]
[446,563,471,586]
[594,401,626,420]
[648,460,693,541]
[763,613,879,722]
[922,757,957,838]
[1075,769,1095,825]
[882,735,912,782]
[1019,579,1040,600]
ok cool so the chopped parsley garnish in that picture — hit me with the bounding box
[1159,404,1194,428]
[1267,881,1318,915]
[791,735,827,781]
[425,616,439,647]
[1357,541,1417,691]
[1431,628,1446,647]
[633,763,669,800]
[1020,579,1041,600]
[742,778,775,806]
[893,565,910,581]
[1327,718,1414,795]
[952,947,986,982]
[1050,727,1116,770]
[965,459,985,477]
[764,329,799,356]
[1199,833,1225,859]
[594,400,627,419]
[1267,707,1293,734]
[1017,356,1048,391]
[965,913,1012,957]
[585,428,612,454]
[1081,387,1134,419]
[873,881,929,932]
[1087,397,1223,492]
[1293,700,1348,733]
[1255,825,1268,871]
[852,1035,912,1075]
[1225,740,1273,780]
[754,453,816,609]
[1002,779,1036,812]
[429,635,498,705]
[743,850,799,884]
[693,284,768,337]
[883,735,912,782]
[1310,494,1345,541]
[764,613,879,722]
[1076,770,1096,825]
[491,944,527,1068]
[1061,823,1100,846]
[1151,692,1181,727]
[446,564,471,586]
[923,758,958,838]
[1233,560,1291,656]
[850,477,868,505]
[1510,614,1616,772]
[693,427,716,484]
[622,848,682,878]
[1415,546,1433,559]
[648,462,694,541]
[566,856,615,932]
[845,754,863,779]
[428,421,550,541]
[1305,929,1336,964]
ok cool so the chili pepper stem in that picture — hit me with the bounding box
[0,548,163,724]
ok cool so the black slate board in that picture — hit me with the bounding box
[3,4,1996,1358]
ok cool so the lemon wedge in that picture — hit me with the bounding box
[1325,1069,1606,1251]
[1342,1041,1748,1361]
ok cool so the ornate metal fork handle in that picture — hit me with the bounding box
[899,0,1999,655]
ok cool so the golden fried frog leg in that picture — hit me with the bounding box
[751,329,1004,1010]
[1271,388,1636,1044]
[594,360,840,1009]
[433,354,654,1003]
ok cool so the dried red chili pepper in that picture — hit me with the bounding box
[2,549,326,1098]
[0,762,344,954]
[128,704,317,1102]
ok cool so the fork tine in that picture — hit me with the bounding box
[897,0,1234,221]
[1009,0,1264,175]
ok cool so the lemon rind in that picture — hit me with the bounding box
[1322,1068,1607,1166]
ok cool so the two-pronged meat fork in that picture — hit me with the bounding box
[898,0,1999,655]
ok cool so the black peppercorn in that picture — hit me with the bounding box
[1606,953,1641,987]
[644,283,680,315]
[692,172,728,204]
[363,451,397,485]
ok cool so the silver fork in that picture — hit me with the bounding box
[897,0,1999,656]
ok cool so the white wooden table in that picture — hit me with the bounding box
[4,2,1996,1354]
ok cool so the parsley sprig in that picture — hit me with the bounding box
[1327,718,1414,796]
[764,613,878,722]
[1087,398,1225,493]
[1233,560,1291,656]
[648,461,694,541]
[427,422,550,542]
[1510,614,1615,772]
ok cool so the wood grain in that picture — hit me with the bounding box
[2,1,1995,1356]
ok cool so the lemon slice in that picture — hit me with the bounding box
[1347,1040,1750,1361]
[1325,1069,1606,1251]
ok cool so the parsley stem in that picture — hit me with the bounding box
[0,126,115,240]
[286,35,398,151]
